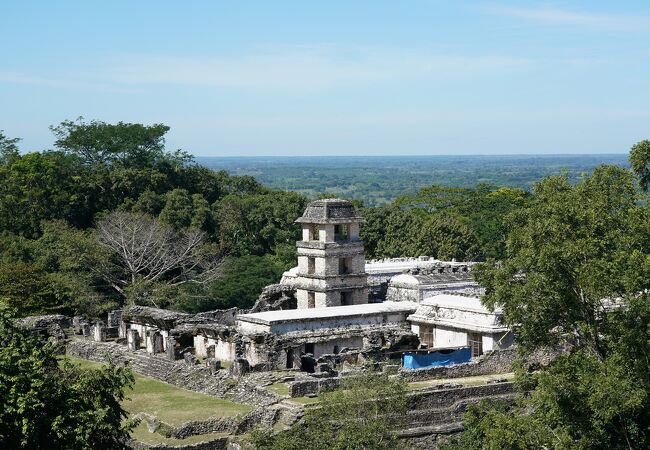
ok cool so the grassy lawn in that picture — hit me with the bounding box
[287,395,320,405]
[407,372,515,391]
[267,382,289,397]
[64,356,252,426]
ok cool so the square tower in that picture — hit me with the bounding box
[294,199,368,309]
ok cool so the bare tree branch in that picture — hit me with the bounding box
[96,212,223,302]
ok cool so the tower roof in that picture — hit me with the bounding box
[296,198,363,224]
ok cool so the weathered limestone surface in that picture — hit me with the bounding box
[127,329,141,351]
[249,284,297,312]
[93,322,106,342]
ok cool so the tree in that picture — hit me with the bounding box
[0,131,20,165]
[0,261,57,316]
[252,372,408,450]
[449,166,650,449]
[630,139,650,191]
[50,118,184,168]
[95,211,223,307]
[418,214,478,260]
[213,191,306,262]
[0,307,135,449]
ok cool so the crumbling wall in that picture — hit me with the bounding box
[249,284,297,312]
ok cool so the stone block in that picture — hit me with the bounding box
[184,352,198,366]
[107,310,123,327]
[230,358,250,377]
[206,358,221,374]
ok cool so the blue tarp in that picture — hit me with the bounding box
[403,347,472,369]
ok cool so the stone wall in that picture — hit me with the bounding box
[128,437,231,450]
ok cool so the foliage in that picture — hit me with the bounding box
[0,307,135,449]
[630,139,650,191]
[0,131,20,165]
[213,191,307,263]
[361,184,525,260]
[447,165,650,449]
[475,167,649,353]
[206,255,288,311]
[252,373,408,450]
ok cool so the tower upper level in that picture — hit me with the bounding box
[296,199,363,244]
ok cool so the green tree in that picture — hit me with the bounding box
[0,307,135,449]
[630,139,650,191]
[0,262,57,316]
[252,373,408,450]
[448,166,650,449]
[214,191,306,261]
[418,214,478,260]
[0,131,20,165]
[50,118,183,168]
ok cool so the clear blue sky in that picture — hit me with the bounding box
[2,1,649,156]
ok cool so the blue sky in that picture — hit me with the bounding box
[2,1,650,156]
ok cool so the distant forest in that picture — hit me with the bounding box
[198,154,629,205]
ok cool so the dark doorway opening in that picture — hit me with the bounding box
[286,348,294,369]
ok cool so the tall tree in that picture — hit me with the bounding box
[95,211,223,306]
[630,139,650,192]
[50,118,182,168]
[0,131,20,165]
[448,166,650,449]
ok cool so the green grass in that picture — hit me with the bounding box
[267,382,289,397]
[63,356,252,426]
[129,422,228,445]
[287,395,320,405]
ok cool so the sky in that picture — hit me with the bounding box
[2,1,650,156]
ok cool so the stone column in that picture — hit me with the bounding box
[127,329,140,351]
[93,322,107,342]
[166,336,178,360]
[72,316,83,334]
[151,332,164,354]
[118,321,127,339]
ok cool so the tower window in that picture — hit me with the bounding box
[338,257,352,274]
[334,224,349,241]
[309,224,319,241]
[340,291,352,306]
[307,292,315,308]
[308,257,315,274]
